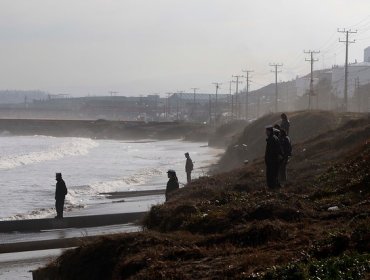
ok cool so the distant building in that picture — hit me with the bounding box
[365,46,370,63]
[332,62,370,98]
[0,90,48,104]
[295,74,320,97]
[294,47,370,99]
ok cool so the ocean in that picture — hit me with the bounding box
[0,135,222,220]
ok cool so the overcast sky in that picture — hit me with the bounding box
[1,0,370,96]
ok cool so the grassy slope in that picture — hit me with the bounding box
[33,112,370,280]
[217,111,364,171]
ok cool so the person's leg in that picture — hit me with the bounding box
[187,172,191,184]
[55,199,64,218]
[266,164,273,189]
[278,160,287,184]
[60,198,64,218]
[273,162,280,188]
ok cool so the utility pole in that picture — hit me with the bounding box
[338,28,357,111]
[209,94,212,125]
[191,87,199,119]
[212,82,222,120]
[269,63,283,113]
[166,93,172,120]
[232,75,244,119]
[355,77,361,112]
[176,91,184,120]
[242,69,253,120]
[176,93,179,120]
[304,50,320,110]
[229,80,233,120]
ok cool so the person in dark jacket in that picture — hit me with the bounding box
[278,129,292,184]
[280,113,290,135]
[265,126,283,189]
[185,152,194,184]
[55,173,68,219]
[165,169,179,201]
[273,124,281,137]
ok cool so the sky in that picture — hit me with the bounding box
[0,0,370,97]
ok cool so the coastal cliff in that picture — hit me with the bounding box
[33,111,370,279]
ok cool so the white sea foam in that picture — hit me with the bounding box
[0,137,221,220]
[0,195,86,221]
[89,167,164,193]
[0,138,99,170]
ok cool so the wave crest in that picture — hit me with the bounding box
[0,138,99,170]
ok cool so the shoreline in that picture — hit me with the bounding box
[0,138,223,279]
[0,118,213,142]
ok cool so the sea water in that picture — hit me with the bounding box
[0,135,222,220]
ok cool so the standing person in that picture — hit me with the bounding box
[55,173,67,219]
[280,113,290,136]
[165,170,179,201]
[185,152,194,184]
[278,129,292,185]
[273,124,281,137]
[265,126,282,190]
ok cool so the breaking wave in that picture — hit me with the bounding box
[0,193,86,221]
[0,138,99,170]
[89,167,164,193]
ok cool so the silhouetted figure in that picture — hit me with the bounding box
[280,113,290,136]
[185,152,194,184]
[278,129,292,184]
[55,173,67,219]
[273,124,281,137]
[265,126,283,189]
[165,170,179,201]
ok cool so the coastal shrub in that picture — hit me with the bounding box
[200,221,288,248]
[246,202,302,222]
[312,233,351,259]
[143,203,200,232]
[249,253,370,280]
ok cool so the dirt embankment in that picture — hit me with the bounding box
[33,111,370,280]
[217,111,368,171]
[208,120,248,148]
[0,119,212,141]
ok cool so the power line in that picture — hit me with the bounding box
[349,15,370,29]
[269,63,283,112]
[338,28,357,111]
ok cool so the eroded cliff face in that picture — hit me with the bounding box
[217,111,367,171]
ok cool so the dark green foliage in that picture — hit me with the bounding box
[250,254,370,280]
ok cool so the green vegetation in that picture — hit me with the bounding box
[250,254,370,280]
